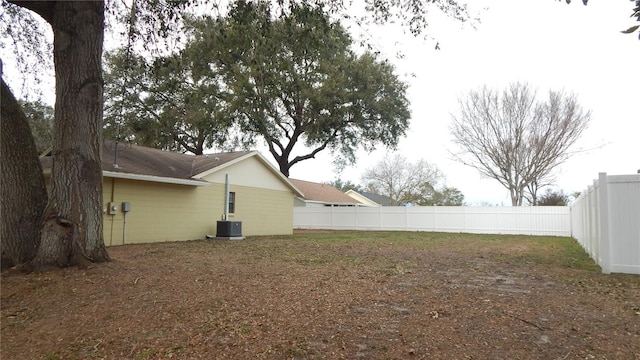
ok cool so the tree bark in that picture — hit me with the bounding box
[1,79,48,269]
[15,1,110,267]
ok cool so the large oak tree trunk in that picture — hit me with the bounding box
[11,1,110,267]
[0,79,48,269]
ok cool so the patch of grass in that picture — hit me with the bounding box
[371,343,389,351]
[239,322,252,334]
[133,348,157,360]
[294,257,333,265]
[509,237,600,271]
[286,337,309,358]
[249,232,604,273]
[287,231,602,274]
[380,260,415,276]
[165,344,185,356]
[44,353,62,360]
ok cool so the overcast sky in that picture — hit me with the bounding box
[287,0,640,205]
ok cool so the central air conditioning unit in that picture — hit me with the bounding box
[216,220,242,237]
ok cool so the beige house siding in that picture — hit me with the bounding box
[229,185,294,236]
[103,178,218,246]
[103,173,295,246]
[199,155,291,192]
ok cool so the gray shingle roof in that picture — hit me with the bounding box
[41,141,252,180]
[102,141,251,179]
[358,191,396,206]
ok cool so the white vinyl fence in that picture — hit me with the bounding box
[294,206,571,236]
[571,173,640,274]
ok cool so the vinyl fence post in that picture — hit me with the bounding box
[598,172,611,274]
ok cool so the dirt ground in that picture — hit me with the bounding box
[2,231,639,360]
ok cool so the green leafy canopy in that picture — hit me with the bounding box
[103,47,238,154]
[185,1,411,176]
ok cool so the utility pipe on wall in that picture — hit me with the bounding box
[122,211,127,245]
[224,173,230,221]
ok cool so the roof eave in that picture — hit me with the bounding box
[297,198,362,206]
[103,171,210,187]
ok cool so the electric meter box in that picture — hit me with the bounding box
[122,202,131,212]
[107,202,118,215]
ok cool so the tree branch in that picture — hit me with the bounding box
[9,1,55,24]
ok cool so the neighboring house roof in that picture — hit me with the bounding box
[344,189,380,207]
[40,141,303,196]
[290,179,362,206]
[345,190,396,206]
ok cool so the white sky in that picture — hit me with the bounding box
[286,0,640,205]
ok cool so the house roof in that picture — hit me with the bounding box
[290,179,361,205]
[102,141,252,180]
[40,141,303,195]
[347,190,396,206]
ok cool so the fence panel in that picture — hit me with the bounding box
[605,175,639,273]
[571,173,640,274]
[294,206,571,236]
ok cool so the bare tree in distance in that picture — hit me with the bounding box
[450,82,591,206]
[362,153,444,206]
